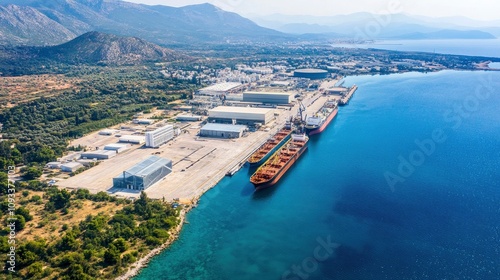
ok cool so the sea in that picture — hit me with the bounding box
[135,44,500,280]
[333,39,500,58]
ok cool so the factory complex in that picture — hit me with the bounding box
[52,72,349,203]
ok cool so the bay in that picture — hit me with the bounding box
[136,70,500,280]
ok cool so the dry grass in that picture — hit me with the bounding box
[0,74,79,108]
[17,191,124,242]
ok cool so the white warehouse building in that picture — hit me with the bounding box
[176,114,203,122]
[197,82,245,96]
[81,150,117,160]
[243,91,296,104]
[208,106,274,125]
[145,125,174,148]
[119,135,145,145]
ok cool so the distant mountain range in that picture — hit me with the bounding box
[0,0,497,47]
[0,31,183,65]
[0,0,286,46]
[250,13,499,39]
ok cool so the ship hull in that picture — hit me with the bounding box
[248,130,291,167]
[306,107,338,136]
[252,143,308,191]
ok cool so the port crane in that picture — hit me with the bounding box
[293,101,306,125]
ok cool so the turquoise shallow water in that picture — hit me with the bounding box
[136,70,500,280]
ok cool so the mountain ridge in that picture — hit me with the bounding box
[251,12,499,39]
[0,0,287,46]
[0,31,184,65]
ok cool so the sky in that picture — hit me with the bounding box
[124,0,500,21]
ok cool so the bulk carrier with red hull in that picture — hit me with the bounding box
[248,126,292,167]
[250,134,309,191]
[305,100,338,136]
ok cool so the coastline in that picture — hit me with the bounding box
[117,207,189,280]
[115,85,340,280]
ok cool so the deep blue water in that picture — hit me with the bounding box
[333,39,500,57]
[136,70,500,280]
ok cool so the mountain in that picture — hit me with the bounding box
[38,31,181,64]
[250,13,498,40]
[0,0,287,46]
[0,31,183,66]
[0,4,75,45]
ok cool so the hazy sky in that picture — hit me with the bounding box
[124,0,500,21]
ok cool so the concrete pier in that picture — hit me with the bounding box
[339,85,358,105]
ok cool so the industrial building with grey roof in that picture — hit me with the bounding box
[113,156,173,190]
[199,123,248,139]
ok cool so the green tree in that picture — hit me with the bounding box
[26,262,43,279]
[16,206,33,221]
[112,238,128,253]
[22,166,43,180]
[103,246,120,265]
[49,189,71,210]
[62,263,92,280]
[14,215,26,231]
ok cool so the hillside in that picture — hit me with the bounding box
[39,31,181,65]
[0,4,75,45]
[0,0,286,46]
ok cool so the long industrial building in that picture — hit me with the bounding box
[176,114,203,122]
[112,156,172,190]
[81,150,117,160]
[199,123,248,138]
[145,125,174,148]
[208,106,274,125]
[243,91,296,104]
[197,82,246,96]
[119,135,145,145]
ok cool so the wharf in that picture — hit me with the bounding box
[339,85,358,105]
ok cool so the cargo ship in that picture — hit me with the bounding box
[250,133,309,190]
[247,126,292,167]
[304,100,338,136]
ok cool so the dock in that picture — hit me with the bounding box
[339,85,358,105]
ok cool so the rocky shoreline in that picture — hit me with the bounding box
[117,207,189,280]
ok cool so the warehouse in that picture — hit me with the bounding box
[294,69,329,80]
[243,91,296,104]
[208,106,274,125]
[112,156,173,190]
[176,114,203,122]
[99,129,116,136]
[145,125,174,148]
[61,162,84,173]
[119,135,145,145]
[45,162,62,169]
[197,82,245,96]
[104,143,130,153]
[133,119,155,125]
[199,123,248,139]
[81,150,117,160]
